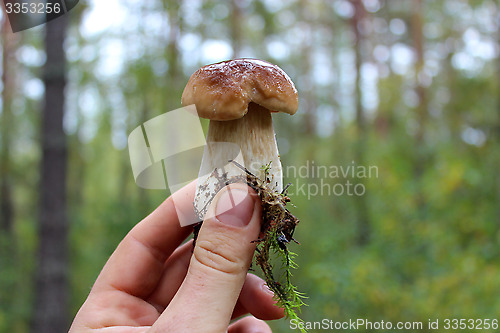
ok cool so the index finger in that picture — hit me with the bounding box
[92,181,199,298]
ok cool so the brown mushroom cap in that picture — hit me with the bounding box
[181,59,299,121]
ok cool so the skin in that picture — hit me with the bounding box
[69,182,284,333]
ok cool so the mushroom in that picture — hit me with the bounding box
[182,59,298,219]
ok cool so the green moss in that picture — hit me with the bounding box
[193,160,307,331]
[243,161,307,332]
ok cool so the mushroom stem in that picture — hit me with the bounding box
[195,103,282,218]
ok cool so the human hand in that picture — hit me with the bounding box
[69,182,284,333]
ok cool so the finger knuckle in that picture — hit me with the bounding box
[193,238,243,276]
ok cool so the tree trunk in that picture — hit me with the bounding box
[0,18,18,233]
[231,0,243,58]
[32,15,69,333]
[350,0,370,246]
[299,0,316,137]
[166,0,181,85]
[411,0,427,212]
[496,29,500,234]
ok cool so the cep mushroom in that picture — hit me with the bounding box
[182,59,299,219]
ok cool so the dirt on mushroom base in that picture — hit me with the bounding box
[192,161,307,329]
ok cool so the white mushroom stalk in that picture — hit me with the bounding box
[203,102,282,189]
[181,59,298,220]
[195,103,282,218]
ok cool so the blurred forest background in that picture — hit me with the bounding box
[1,0,500,332]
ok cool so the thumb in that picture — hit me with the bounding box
[153,184,261,333]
